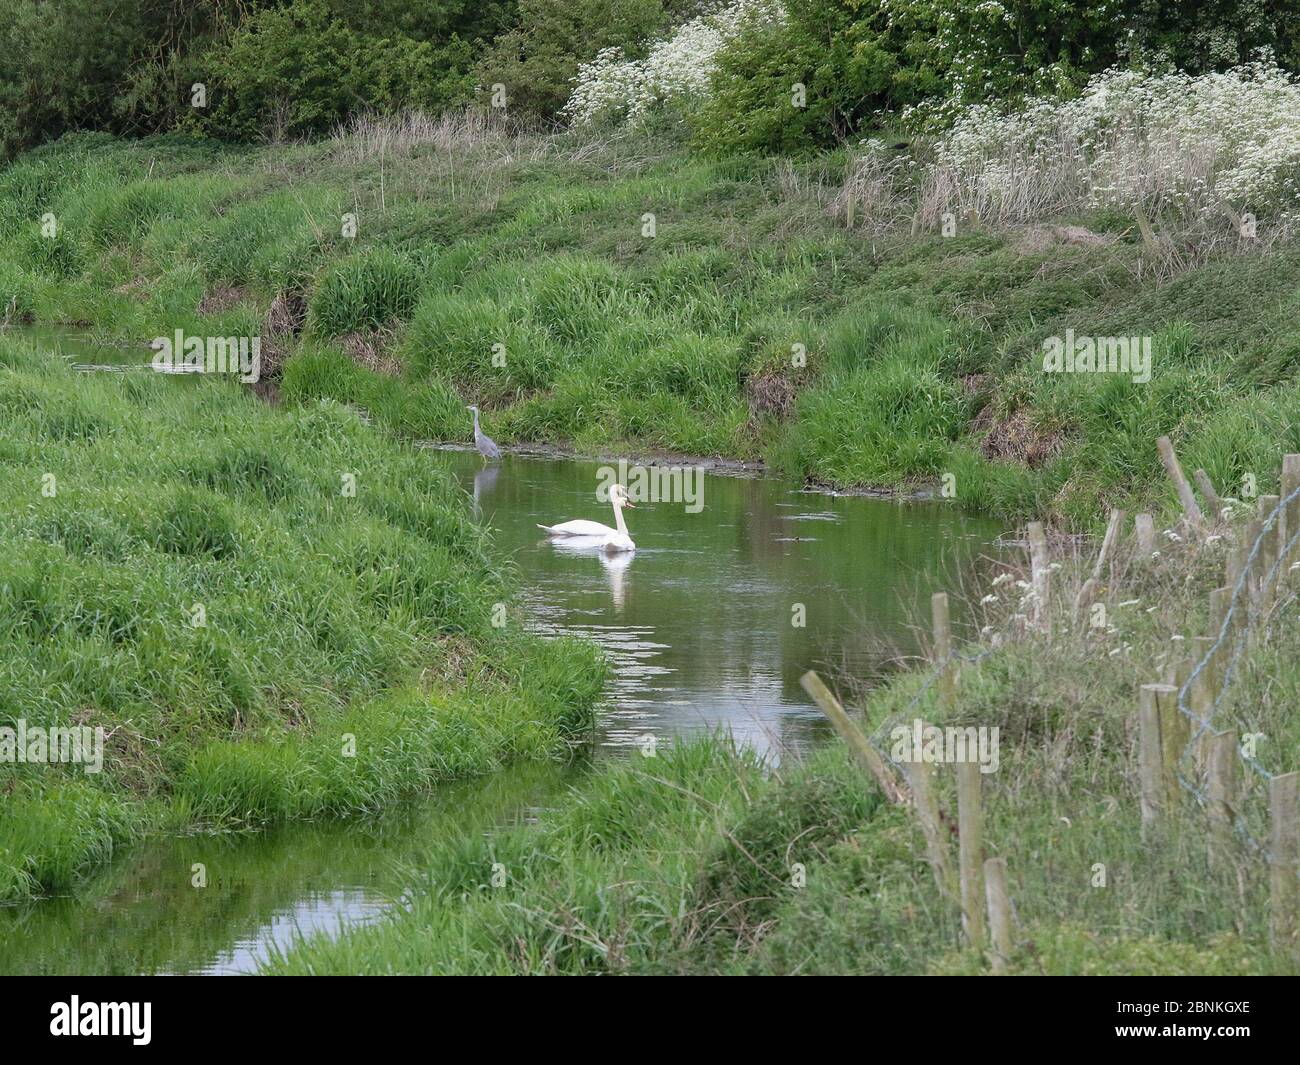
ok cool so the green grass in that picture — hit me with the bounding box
[6,127,1300,526]
[0,334,604,901]
[4,126,1300,972]
[307,247,424,335]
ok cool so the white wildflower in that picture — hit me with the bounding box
[930,63,1300,235]
[563,0,786,127]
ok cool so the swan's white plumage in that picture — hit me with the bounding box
[536,519,615,536]
[539,485,636,552]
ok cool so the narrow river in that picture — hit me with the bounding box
[0,329,1002,973]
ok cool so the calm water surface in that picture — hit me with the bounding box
[1,329,1002,973]
[443,448,999,759]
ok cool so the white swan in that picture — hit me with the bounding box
[538,484,636,553]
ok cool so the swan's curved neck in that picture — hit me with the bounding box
[611,498,629,537]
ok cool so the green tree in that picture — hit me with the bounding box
[198,0,483,140]
[476,0,694,122]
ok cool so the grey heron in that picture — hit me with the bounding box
[466,405,501,462]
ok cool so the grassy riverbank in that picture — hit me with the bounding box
[3,122,1299,527]
[268,500,1300,975]
[0,335,603,902]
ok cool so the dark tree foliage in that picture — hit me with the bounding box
[693,0,1300,153]
[1,0,1296,156]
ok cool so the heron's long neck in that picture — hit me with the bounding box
[472,410,480,433]
[612,500,629,537]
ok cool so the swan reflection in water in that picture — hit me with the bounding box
[542,535,634,612]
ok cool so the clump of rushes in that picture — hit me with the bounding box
[307,247,425,336]
[0,336,604,902]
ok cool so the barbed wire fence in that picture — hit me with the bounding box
[1175,483,1300,846]
[802,446,1300,966]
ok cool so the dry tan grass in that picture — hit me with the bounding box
[196,283,251,315]
[830,132,1294,282]
[331,109,523,163]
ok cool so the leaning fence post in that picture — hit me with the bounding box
[1206,729,1237,870]
[1157,435,1204,528]
[800,671,906,805]
[1027,521,1050,635]
[932,592,955,711]
[983,856,1012,974]
[956,761,985,950]
[1193,468,1224,522]
[1269,772,1298,952]
[1075,508,1123,622]
[1138,684,1165,833]
[1135,513,1156,555]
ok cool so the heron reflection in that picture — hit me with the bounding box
[472,463,500,519]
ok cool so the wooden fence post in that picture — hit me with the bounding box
[1206,729,1237,871]
[1189,636,1215,770]
[1193,468,1224,522]
[1135,513,1156,555]
[1150,682,1184,805]
[1028,521,1050,635]
[1242,514,1263,614]
[1157,435,1204,528]
[1270,772,1298,952]
[902,756,957,903]
[1139,684,1165,834]
[1075,508,1123,622]
[932,591,955,712]
[1209,586,1233,683]
[800,671,907,805]
[1282,454,1300,578]
[1163,655,1188,693]
[1257,495,1281,609]
[957,761,985,949]
[1226,537,1247,594]
[983,856,1012,974]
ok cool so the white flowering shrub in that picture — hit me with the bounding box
[925,62,1300,230]
[562,0,785,127]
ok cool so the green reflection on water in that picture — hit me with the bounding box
[0,764,575,975]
